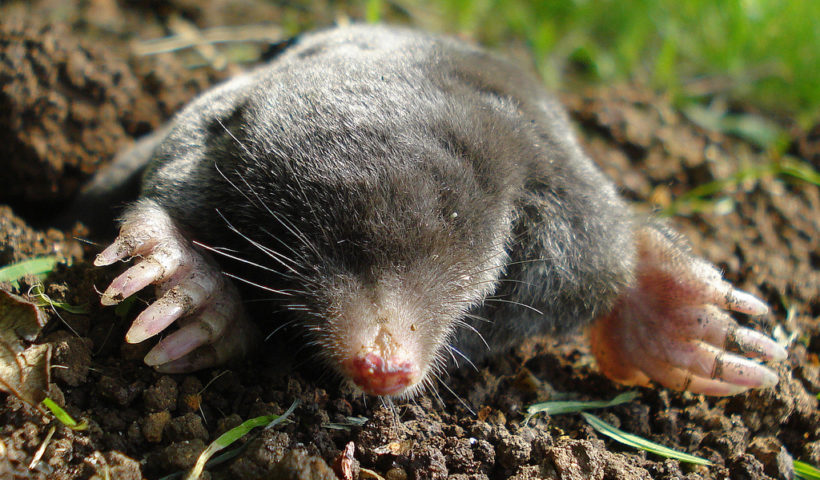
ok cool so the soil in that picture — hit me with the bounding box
[0,2,818,479]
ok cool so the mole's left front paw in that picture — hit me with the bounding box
[94,201,259,373]
[589,227,787,396]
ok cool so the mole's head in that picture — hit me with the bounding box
[222,136,518,397]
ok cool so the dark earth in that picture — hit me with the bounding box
[1,1,818,479]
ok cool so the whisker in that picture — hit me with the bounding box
[446,345,459,368]
[454,320,490,350]
[258,226,312,269]
[242,297,309,305]
[193,240,296,278]
[210,149,318,274]
[424,372,447,409]
[281,304,312,311]
[289,171,331,250]
[482,297,544,315]
[448,345,478,372]
[214,210,319,287]
[462,277,537,290]
[247,186,323,260]
[217,117,256,161]
[382,397,401,433]
[222,272,295,296]
[432,371,475,416]
[463,313,491,324]
[265,318,301,341]
[212,153,267,218]
[467,257,554,279]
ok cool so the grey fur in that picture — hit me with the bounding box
[119,25,637,369]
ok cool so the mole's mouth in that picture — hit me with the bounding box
[345,352,420,396]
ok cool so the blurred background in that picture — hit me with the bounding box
[1,0,817,210]
[7,0,819,130]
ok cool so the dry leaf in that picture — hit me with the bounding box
[0,289,51,406]
[332,442,355,480]
[0,289,47,341]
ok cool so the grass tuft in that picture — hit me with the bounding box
[663,156,820,216]
[405,0,820,128]
[29,284,89,314]
[525,391,713,465]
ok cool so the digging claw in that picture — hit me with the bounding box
[97,200,253,372]
[589,226,784,397]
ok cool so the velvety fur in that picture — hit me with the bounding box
[119,25,635,372]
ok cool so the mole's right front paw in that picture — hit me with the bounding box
[95,201,258,372]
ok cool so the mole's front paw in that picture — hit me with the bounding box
[95,200,258,372]
[588,227,786,396]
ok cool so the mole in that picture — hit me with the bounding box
[92,24,785,398]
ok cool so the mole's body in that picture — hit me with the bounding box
[95,25,784,398]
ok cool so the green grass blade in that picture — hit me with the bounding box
[524,391,639,425]
[365,0,383,23]
[664,156,819,216]
[775,159,820,186]
[42,397,88,431]
[324,415,369,431]
[30,284,89,314]
[184,399,299,480]
[157,445,247,480]
[581,412,713,466]
[0,257,59,289]
[795,460,820,480]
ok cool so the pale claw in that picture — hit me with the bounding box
[633,358,749,397]
[97,199,254,372]
[672,305,786,361]
[154,312,258,373]
[126,252,218,343]
[144,294,239,365]
[722,288,769,315]
[100,258,165,306]
[94,204,177,268]
[589,226,785,397]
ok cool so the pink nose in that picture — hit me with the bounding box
[346,352,419,396]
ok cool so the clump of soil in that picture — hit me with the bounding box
[0,19,154,206]
[0,2,817,479]
[0,12,224,217]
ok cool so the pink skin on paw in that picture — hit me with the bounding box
[589,227,785,397]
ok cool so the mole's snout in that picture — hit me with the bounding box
[331,286,433,396]
[345,350,420,396]
[346,352,419,396]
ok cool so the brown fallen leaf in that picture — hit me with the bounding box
[332,442,356,480]
[0,289,51,407]
[0,289,47,341]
